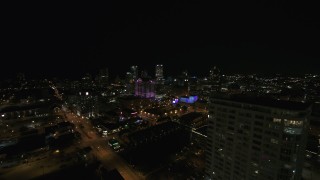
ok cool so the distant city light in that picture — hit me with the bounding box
[172,98,179,104]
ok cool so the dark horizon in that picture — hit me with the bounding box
[2,1,320,80]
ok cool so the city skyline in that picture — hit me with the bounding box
[1,63,319,82]
[1,1,320,180]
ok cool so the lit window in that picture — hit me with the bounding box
[284,119,303,127]
[273,118,281,123]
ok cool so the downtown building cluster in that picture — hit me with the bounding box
[0,66,319,179]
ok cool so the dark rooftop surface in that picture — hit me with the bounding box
[180,112,203,124]
[213,95,311,111]
[0,102,52,113]
[129,121,180,143]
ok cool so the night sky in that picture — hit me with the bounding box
[2,1,320,80]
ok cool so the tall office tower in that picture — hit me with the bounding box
[206,95,311,180]
[131,65,138,80]
[141,70,149,78]
[125,72,133,83]
[209,66,220,81]
[16,72,26,89]
[209,66,221,92]
[81,73,93,89]
[155,64,164,84]
[155,64,163,79]
[97,68,109,88]
[188,77,198,95]
[125,72,134,94]
[75,91,98,118]
[182,70,188,78]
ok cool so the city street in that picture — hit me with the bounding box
[64,112,144,180]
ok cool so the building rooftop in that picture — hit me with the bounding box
[213,94,311,111]
[128,121,180,143]
[179,112,203,124]
[0,102,52,113]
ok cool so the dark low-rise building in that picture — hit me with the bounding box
[179,112,206,128]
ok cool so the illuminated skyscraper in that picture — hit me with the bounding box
[135,78,155,98]
[206,96,311,180]
[155,64,164,84]
[131,65,138,80]
[209,66,221,92]
[155,64,163,79]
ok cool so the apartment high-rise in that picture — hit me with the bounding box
[206,95,311,180]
